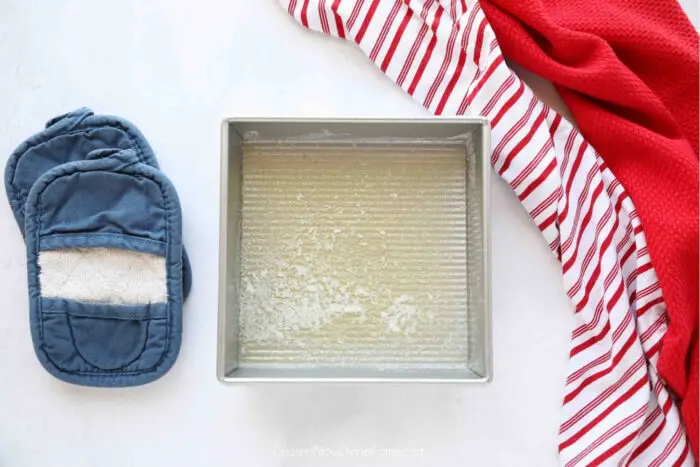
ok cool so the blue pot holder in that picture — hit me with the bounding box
[4,108,192,299]
[23,148,183,387]
[4,109,189,387]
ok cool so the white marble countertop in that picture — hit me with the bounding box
[0,2,695,466]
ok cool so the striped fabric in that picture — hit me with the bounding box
[277,0,694,465]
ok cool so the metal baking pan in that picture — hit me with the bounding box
[218,118,491,383]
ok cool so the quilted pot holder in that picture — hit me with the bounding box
[24,148,183,387]
[4,108,192,299]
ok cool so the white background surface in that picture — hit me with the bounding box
[0,2,696,466]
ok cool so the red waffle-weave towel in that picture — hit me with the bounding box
[478,0,700,455]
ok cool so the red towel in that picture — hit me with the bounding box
[479,0,700,454]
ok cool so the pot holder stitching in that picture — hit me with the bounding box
[65,314,152,372]
[40,233,167,255]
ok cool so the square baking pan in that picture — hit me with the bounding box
[218,117,491,383]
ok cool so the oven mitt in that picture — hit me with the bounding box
[24,148,183,387]
[4,108,192,300]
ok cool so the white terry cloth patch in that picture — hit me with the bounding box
[39,248,167,305]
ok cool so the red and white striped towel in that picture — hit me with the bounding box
[277,0,694,465]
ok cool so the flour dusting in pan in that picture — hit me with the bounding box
[238,143,469,368]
